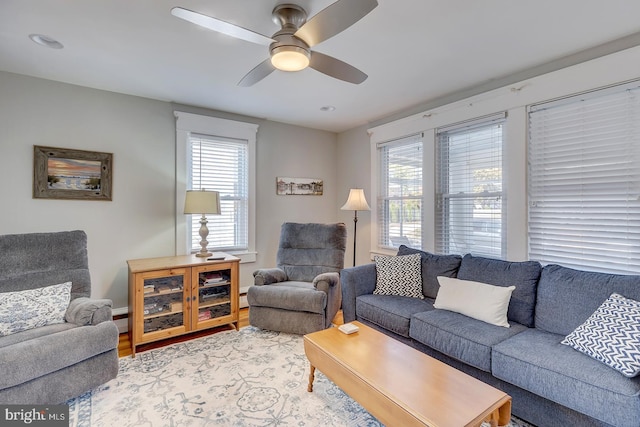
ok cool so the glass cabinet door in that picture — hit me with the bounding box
[194,266,232,327]
[139,269,189,336]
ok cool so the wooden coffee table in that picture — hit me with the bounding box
[304,321,511,427]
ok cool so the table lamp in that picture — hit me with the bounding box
[184,189,220,257]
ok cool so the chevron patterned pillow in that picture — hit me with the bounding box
[373,254,423,299]
[562,293,640,377]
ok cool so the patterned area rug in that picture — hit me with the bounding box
[67,326,534,426]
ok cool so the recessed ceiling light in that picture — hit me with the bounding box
[320,105,336,112]
[29,34,64,49]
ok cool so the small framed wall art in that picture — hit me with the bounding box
[33,145,113,200]
[276,177,323,195]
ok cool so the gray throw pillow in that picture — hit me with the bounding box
[396,245,462,299]
[457,254,541,327]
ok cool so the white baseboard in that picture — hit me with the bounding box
[239,285,250,308]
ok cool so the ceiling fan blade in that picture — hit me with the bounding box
[294,0,378,47]
[171,7,274,46]
[308,51,367,84]
[238,59,276,87]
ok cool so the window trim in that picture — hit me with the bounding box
[373,133,425,253]
[175,111,257,262]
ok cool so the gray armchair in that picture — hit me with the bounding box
[0,230,119,404]
[247,222,347,335]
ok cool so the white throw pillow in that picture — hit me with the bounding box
[562,293,640,377]
[0,281,72,336]
[374,254,423,299]
[434,276,515,327]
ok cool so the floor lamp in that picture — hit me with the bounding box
[341,188,371,266]
[184,189,220,257]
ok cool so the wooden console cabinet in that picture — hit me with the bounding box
[127,253,240,356]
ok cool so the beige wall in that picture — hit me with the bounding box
[0,73,176,310]
[336,124,372,267]
[2,43,639,313]
[0,71,340,312]
[255,120,341,267]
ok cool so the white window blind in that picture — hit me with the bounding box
[377,134,423,249]
[189,133,248,252]
[436,113,506,258]
[528,81,640,274]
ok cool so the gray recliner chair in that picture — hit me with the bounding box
[0,230,119,404]
[248,222,347,335]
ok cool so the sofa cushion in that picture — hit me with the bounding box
[0,323,76,349]
[356,294,434,337]
[373,254,423,299]
[535,264,640,336]
[562,293,640,377]
[492,328,640,427]
[409,309,527,372]
[434,277,515,328]
[0,321,118,391]
[0,281,71,336]
[247,281,326,314]
[457,254,541,327]
[396,245,462,299]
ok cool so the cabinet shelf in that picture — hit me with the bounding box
[144,289,183,297]
[199,298,231,309]
[144,309,184,320]
[199,281,229,289]
[128,253,240,357]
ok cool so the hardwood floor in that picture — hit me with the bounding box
[118,308,344,357]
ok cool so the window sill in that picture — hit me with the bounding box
[225,251,257,264]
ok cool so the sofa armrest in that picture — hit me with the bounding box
[314,272,341,328]
[65,297,113,326]
[313,272,339,291]
[253,268,287,285]
[340,263,377,323]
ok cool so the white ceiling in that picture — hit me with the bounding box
[2,0,640,133]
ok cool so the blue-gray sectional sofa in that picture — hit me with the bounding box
[341,245,640,427]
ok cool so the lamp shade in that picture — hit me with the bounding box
[184,190,220,214]
[341,188,371,211]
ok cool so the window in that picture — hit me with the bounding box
[188,134,248,251]
[376,134,423,249]
[435,113,506,258]
[528,81,640,274]
[175,112,257,259]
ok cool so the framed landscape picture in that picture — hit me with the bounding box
[276,177,323,195]
[33,145,113,200]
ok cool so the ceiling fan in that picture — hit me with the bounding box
[171,0,378,87]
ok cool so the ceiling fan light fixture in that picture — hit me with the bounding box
[171,0,378,85]
[270,45,310,72]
